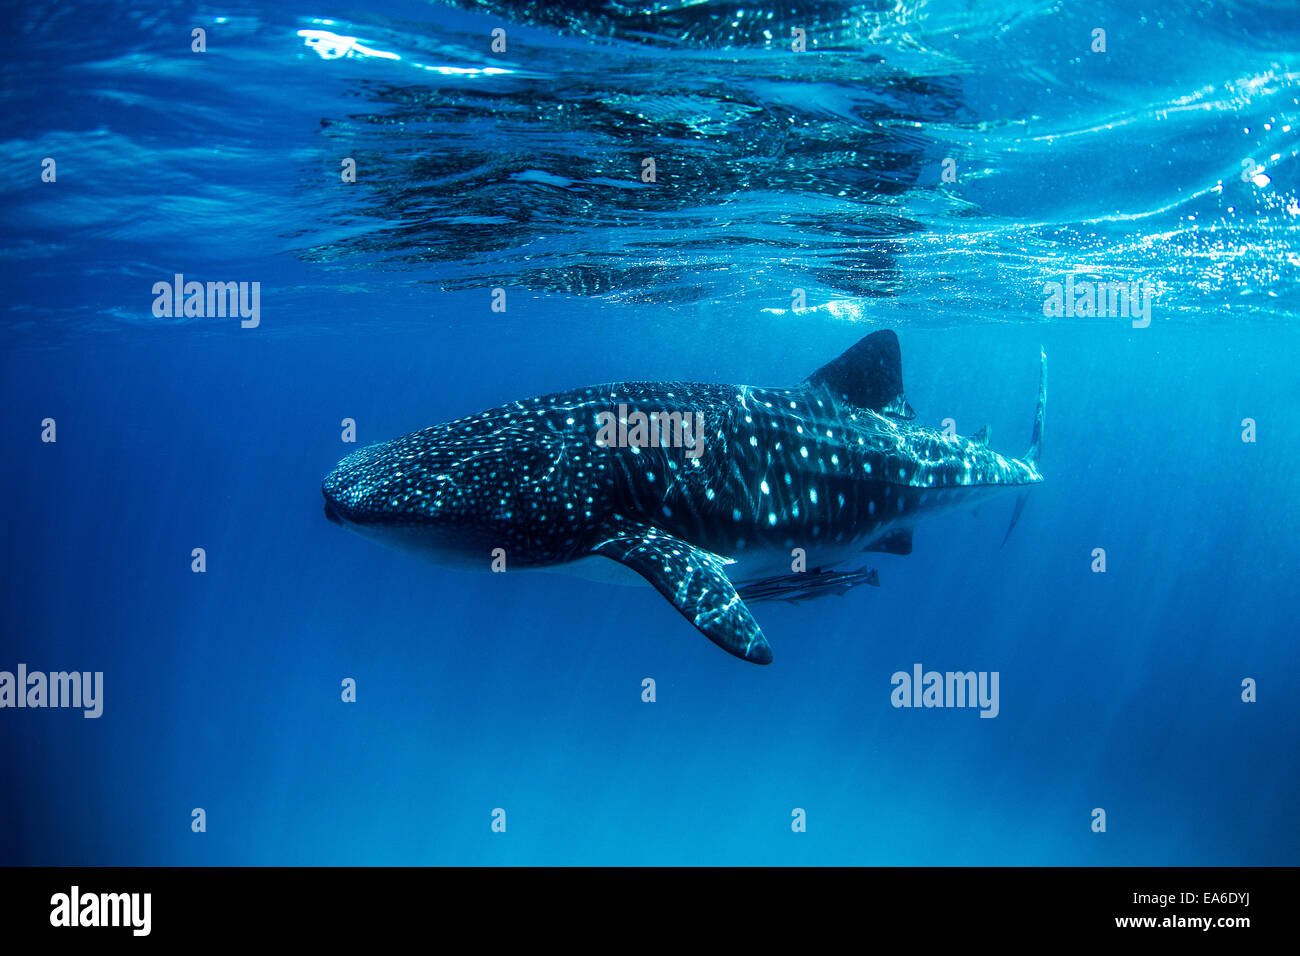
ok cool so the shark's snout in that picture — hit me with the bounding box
[321,442,389,527]
[321,466,348,526]
[321,432,510,570]
[320,438,460,532]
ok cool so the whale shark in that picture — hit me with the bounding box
[322,330,1045,664]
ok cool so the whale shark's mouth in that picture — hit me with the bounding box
[323,499,344,526]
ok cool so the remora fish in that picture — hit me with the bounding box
[322,330,1045,664]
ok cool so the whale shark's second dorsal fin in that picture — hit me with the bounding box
[590,517,773,664]
[804,329,915,419]
[865,529,912,555]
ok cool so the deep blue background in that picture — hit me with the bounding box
[3,312,1297,864]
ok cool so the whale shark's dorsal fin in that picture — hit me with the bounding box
[972,425,991,446]
[805,329,915,419]
[590,517,773,664]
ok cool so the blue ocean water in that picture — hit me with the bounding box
[1,0,1297,865]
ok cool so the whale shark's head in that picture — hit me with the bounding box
[321,428,516,567]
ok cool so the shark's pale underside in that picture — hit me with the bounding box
[322,330,1045,664]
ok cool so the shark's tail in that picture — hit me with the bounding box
[1025,347,1046,463]
[1001,348,1046,548]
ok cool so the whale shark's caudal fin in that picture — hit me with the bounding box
[1025,347,1046,463]
[590,517,773,664]
[804,329,916,419]
[1002,348,1047,547]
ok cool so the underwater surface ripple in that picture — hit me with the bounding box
[1,0,1296,333]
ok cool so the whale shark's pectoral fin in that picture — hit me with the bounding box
[590,520,772,665]
[804,328,914,418]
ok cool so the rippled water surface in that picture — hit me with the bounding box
[4,0,1297,331]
